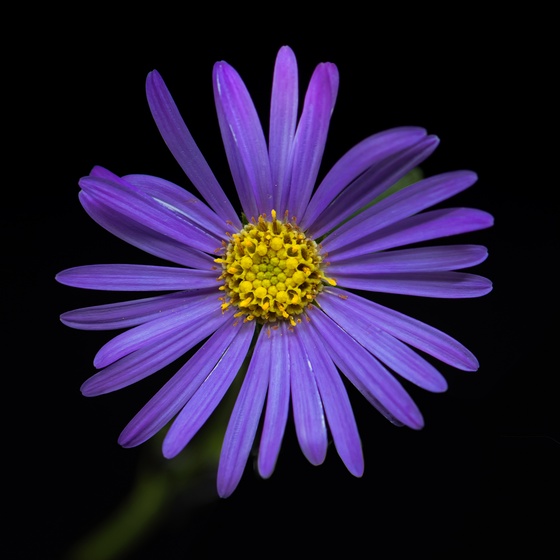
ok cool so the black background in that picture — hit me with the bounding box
[9,7,557,559]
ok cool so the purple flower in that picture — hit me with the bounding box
[56,46,493,498]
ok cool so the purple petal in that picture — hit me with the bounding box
[307,136,440,239]
[161,319,255,460]
[297,319,364,476]
[213,61,272,218]
[307,307,424,429]
[258,322,292,479]
[145,70,240,228]
[119,319,251,448]
[287,62,339,220]
[93,294,221,368]
[80,311,229,396]
[217,325,272,498]
[325,207,494,260]
[289,328,328,466]
[269,46,299,213]
[59,289,215,331]
[317,291,448,392]
[80,175,221,254]
[333,271,493,298]
[55,264,219,291]
[88,165,121,181]
[301,127,433,233]
[79,191,214,269]
[320,288,480,371]
[323,170,478,254]
[123,173,229,240]
[327,245,488,274]
[91,166,226,242]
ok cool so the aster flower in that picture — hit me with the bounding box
[56,45,493,498]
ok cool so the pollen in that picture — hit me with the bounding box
[216,211,336,326]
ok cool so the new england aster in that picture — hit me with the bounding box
[56,46,493,498]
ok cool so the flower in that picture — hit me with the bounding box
[56,45,493,498]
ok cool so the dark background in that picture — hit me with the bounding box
[9,7,557,559]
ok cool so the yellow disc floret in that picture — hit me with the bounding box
[216,210,336,327]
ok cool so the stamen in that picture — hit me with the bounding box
[218,210,331,326]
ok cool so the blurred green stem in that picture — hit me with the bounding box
[66,410,226,560]
[66,349,254,560]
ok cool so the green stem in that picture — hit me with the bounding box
[66,340,256,560]
[65,412,227,560]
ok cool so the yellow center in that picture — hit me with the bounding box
[216,210,336,327]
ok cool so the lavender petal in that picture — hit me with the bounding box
[59,289,215,331]
[317,291,448,392]
[258,322,292,479]
[217,324,272,498]
[145,70,240,227]
[327,244,488,274]
[308,307,424,429]
[55,264,219,291]
[93,296,221,368]
[289,327,328,466]
[79,191,214,269]
[80,175,221,254]
[123,173,229,240]
[325,207,494,261]
[297,319,364,476]
[334,271,493,298]
[213,61,272,219]
[161,319,255,460]
[301,127,431,234]
[320,288,480,371]
[323,170,478,254]
[287,62,339,220]
[80,311,229,396]
[119,319,251,448]
[269,46,299,214]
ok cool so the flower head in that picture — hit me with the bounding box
[57,46,493,498]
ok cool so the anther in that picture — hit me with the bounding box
[218,209,330,327]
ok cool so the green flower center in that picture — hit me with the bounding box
[217,210,336,327]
